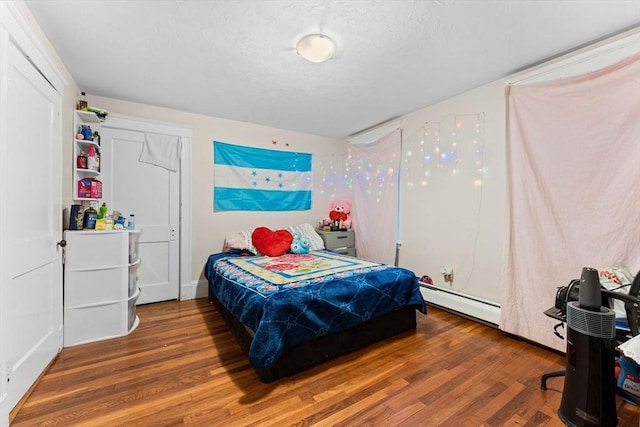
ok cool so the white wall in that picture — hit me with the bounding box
[398,82,506,302]
[78,95,345,288]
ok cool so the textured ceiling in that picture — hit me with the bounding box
[24,0,640,138]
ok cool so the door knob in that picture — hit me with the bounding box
[57,239,67,248]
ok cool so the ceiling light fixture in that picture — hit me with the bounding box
[296,34,336,63]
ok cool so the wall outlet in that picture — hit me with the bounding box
[441,266,454,284]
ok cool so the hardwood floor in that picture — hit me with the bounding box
[12,299,640,426]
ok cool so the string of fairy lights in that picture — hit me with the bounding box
[316,154,340,199]
[316,112,485,199]
[403,113,486,190]
[344,145,399,203]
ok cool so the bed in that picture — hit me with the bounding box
[205,228,426,382]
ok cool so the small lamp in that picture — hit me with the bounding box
[296,34,336,63]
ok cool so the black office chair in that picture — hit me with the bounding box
[602,270,640,341]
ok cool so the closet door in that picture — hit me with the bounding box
[0,38,63,417]
[100,123,180,304]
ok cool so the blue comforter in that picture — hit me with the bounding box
[205,250,426,369]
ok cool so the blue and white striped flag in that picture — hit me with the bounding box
[214,141,312,211]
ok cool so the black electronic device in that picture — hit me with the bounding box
[558,267,617,426]
[578,267,602,311]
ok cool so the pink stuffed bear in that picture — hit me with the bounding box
[329,199,352,229]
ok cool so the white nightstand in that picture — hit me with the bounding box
[317,229,356,257]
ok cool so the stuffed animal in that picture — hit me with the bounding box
[290,232,310,254]
[329,199,352,229]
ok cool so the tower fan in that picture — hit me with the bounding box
[558,267,617,427]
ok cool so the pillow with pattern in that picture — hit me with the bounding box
[285,223,325,251]
[222,229,259,255]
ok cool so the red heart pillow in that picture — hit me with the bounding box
[251,227,293,257]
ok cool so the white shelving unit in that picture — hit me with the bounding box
[73,110,103,201]
[63,230,142,346]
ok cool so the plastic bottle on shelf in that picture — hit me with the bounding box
[98,202,107,220]
[82,203,98,230]
[81,125,91,140]
[87,145,98,171]
[76,151,87,169]
[127,214,135,230]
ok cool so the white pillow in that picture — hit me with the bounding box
[222,229,259,254]
[285,223,325,251]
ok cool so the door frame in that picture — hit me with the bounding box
[101,114,192,300]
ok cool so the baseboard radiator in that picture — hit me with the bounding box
[419,283,501,326]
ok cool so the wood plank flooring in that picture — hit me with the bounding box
[11,298,640,426]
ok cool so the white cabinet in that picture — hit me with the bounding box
[73,110,103,201]
[63,230,141,346]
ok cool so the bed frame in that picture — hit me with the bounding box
[209,287,418,382]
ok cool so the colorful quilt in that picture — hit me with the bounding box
[205,250,426,369]
[225,251,380,286]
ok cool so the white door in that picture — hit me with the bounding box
[0,41,62,416]
[100,123,180,304]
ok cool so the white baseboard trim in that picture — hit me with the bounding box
[180,279,209,301]
[420,284,501,326]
